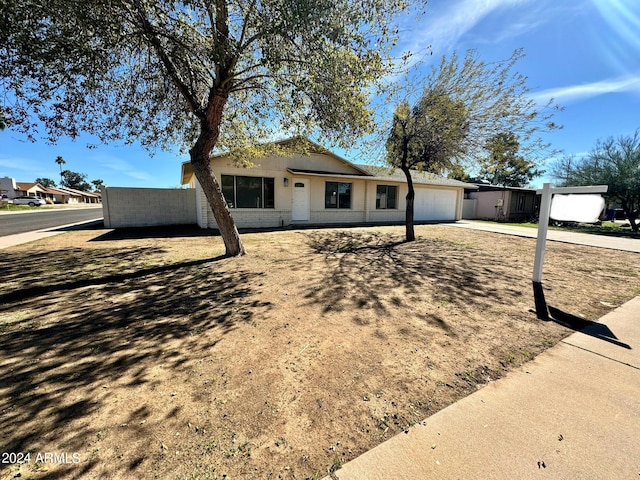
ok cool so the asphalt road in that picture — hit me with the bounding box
[0,207,103,236]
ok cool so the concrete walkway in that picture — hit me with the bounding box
[326,296,640,480]
[442,220,640,253]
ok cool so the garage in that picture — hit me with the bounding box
[413,187,459,221]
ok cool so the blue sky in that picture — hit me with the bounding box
[1,0,639,189]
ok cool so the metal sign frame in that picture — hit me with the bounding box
[532,183,608,319]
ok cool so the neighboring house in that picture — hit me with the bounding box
[0,176,100,204]
[1,177,49,199]
[180,138,476,229]
[1,177,20,198]
[57,187,101,204]
[42,186,81,204]
[464,183,539,222]
[15,182,49,197]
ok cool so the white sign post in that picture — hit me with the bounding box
[532,183,608,319]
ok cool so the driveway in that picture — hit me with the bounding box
[444,221,640,253]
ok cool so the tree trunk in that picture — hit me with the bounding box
[621,198,639,233]
[401,165,415,242]
[189,92,246,257]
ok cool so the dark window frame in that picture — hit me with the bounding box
[221,175,275,209]
[325,181,352,209]
[376,184,398,209]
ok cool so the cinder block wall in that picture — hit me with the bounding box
[102,187,197,228]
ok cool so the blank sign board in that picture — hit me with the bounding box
[550,194,605,223]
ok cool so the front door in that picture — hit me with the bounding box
[291,179,310,221]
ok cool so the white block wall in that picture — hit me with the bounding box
[102,187,197,228]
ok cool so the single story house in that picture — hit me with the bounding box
[1,178,48,198]
[463,183,539,222]
[180,139,477,229]
[1,176,100,204]
[57,187,101,204]
[42,186,81,204]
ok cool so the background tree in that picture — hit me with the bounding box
[60,170,91,191]
[2,0,406,256]
[91,179,105,192]
[551,130,640,232]
[35,177,57,187]
[446,163,470,182]
[386,94,468,241]
[478,132,542,186]
[55,156,66,185]
[386,50,560,241]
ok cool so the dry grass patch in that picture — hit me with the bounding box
[1,224,638,479]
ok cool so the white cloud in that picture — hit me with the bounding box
[530,75,640,105]
[0,156,45,174]
[397,0,534,64]
[93,154,153,182]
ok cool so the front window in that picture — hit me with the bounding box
[325,182,352,209]
[376,185,398,209]
[221,175,275,208]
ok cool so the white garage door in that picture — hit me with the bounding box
[414,188,458,221]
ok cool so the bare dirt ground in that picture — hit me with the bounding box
[1,224,639,480]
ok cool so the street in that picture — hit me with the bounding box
[0,207,103,236]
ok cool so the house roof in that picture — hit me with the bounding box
[181,137,372,185]
[286,168,369,178]
[57,187,101,197]
[470,183,537,193]
[16,182,46,192]
[180,137,476,189]
[43,186,80,197]
[357,166,477,189]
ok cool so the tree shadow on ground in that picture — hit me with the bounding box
[303,230,524,323]
[0,245,271,474]
[90,225,216,241]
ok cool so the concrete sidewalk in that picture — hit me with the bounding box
[326,296,640,480]
[443,220,640,253]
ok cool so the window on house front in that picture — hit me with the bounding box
[325,182,352,209]
[376,185,398,209]
[517,194,525,212]
[221,175,275,208]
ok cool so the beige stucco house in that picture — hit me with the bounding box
[180,139,476,229]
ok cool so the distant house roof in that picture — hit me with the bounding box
[16,182,47,192]
[468,183,537,193]
[58,187,101,198]
[43,186,80,197]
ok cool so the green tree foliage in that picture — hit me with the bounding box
[446,164,470,182]
[478,132,543,187]
[91,179,105,192]
[60,170,91,191]
[551,130,640,232]
[35,177,57,187]
[386,94,468,241]
[54,155,66,184]
[386,50,560,241]
[2,0,406,256]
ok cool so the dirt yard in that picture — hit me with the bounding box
[1,224,639,480]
